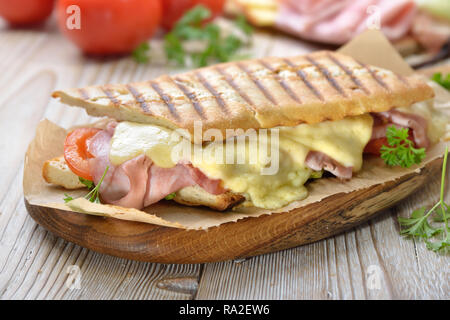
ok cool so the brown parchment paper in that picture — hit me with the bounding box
[23,30,450,230]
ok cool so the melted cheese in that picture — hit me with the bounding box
[109,114,373,209]
[109,121,182,168]
[398,100,448,144]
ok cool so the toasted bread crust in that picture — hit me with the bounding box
[43,156,85,190]
[52,51,434,141]
[173,186,245,211]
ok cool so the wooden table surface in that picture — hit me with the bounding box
[0,18,448,300]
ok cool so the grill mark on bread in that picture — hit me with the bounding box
[102,86,120,105]
[53,51,435,141]
[78,88,90,100]
[215,66,259,117]
[173,77,206,119]
[327,53,369,94]
[283,58,324,101]
[259,60,302,103]
[194,71,229,115]
[357,61,390,91]
[237,62,277,105]
[305,55,348,98]
[126,84,151,114]
[396,74,410,87]
[216,66,254,107]
[149,81,180,119]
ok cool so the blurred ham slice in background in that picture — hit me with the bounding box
[275,0,417,45]
[225,0,450,63]
[411,11,450,52]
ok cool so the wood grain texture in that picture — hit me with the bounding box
[26,158,444,264]
[0,18,448,299]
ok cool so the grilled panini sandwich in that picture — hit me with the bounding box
[44,51,446,211]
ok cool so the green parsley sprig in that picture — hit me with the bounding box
[132,42,151,64]
[164,192,176,200]
[380,126,426,168]
[431,72,450,90]
[163,5,252,67]
[398,146,449,253]
[64,166,109,204]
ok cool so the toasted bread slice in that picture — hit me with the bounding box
[43,156,244,211]
[43,156,85,189]
[173,186,245,211]
[52,51,434,141]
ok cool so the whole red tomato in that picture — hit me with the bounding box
[0,0,54,25]
[56,0,161,55]
[161,0,225,30]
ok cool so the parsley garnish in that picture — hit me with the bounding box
[380,126,426,168]
[64,193,74,203]
[78,177,94,189]
[132,42,151,63]
[431,72,450,90]
[398,146,449,253]
[164,192,176,200]
[234,14,253,36]
[64,166,109,204]
[163,5,252,67]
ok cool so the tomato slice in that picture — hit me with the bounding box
[364,137,388,156]
[64,128,101,181]
[364,129,416,155]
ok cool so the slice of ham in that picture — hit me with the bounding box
[144,164,224,206]
[374,109,430,148]
[305,151,353,179]
[86,123,225,209]
[412,11,450,53]
[305,109,430,179]
[275,0,417,45]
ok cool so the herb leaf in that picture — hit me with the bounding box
[431,72,450,90]
[62,166,109,204]
[398,207,441,238]
[79,177,94,189]
[84,166,109,203]
[64,193,74,203]
[164,5,252,67]
[132,42,150,64]
[178,5,211,26]
[235,14,253,36]
[425,233,450,252]
[398,146,449,254]
[380,126,426,168]
[164,192,176,200]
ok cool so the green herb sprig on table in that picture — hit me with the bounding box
[163,5,252,67]
[398,146,449,253]
[431,72,450,90]
[380,126,426,168]
[64,166,109,204]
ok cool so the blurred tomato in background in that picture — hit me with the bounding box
[56,0,161,55]
[0,0,54,25]
[161,0,225,30]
